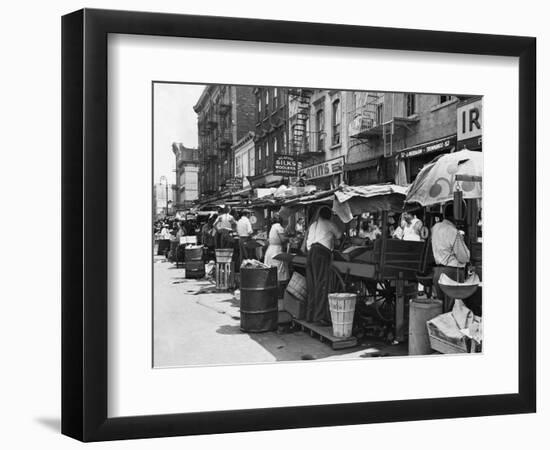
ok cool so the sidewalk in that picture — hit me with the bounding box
[153,256,406,367]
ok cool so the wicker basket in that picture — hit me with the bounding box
[328,293,357,338]
[215,248,234,263]
[286,272,307,302]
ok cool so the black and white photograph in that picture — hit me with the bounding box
[2,0,545,447]
[153,83,483,368]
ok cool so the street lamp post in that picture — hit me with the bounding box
[160,176,169,217]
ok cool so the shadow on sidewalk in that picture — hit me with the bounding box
[216,324,243,335]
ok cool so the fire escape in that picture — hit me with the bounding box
[289,89,325,162]
[348,92,418,157]
[198,106,221,195]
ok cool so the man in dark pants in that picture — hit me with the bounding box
[431,203,471,312]
[305,206,342,325]
[236,209,254,264]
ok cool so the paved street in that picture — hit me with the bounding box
[153,256,406,368]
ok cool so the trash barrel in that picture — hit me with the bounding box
[408,298,443,355]
[185,246,203,262]
[240,266,278,333]
[184,246,204,278]
[328,293,357,338]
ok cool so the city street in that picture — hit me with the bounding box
[153,256,406,368]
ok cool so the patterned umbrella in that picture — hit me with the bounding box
[405,149,482,206]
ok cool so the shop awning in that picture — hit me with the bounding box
[343,158,378,172]
[332,184,409,223]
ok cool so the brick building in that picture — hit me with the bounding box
[284,89,478,189]
[249,86,289,188]
[344,92,468,185]
[288,89,347,189]
[194,85,256,201]
[171,142,199,210]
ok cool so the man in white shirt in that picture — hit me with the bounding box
[305,206,342,324]
[431,204,470,311]
[213,207,236,248]
[237,210,254,261]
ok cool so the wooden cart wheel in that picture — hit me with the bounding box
[372,281,396,323]
[328,266,346,293]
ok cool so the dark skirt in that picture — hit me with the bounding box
[305,243,332,323]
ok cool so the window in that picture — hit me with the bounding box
[273,136,278,154]
[316,109,325,151]
[332,99,341,145]
[257,96,261,121]
[282,130,287,154]
[248,147,255,176]
[273,88,278,108]
[265,90,269,116]
[235,155,241,178]
[266,139,270,157]
[440,95,454,103]
[375,103,384,125]
[406,93,416,116]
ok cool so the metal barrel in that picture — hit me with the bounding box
[240,267,278,333]
[185,261,205,279]
[185,246,203,262]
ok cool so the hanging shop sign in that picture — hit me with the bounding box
[457,97,482,150]
[299,156,345,180]
[225,177,243,191]
[398,135,456,159]
[273,154,298,176]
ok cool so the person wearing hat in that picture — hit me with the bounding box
[237,209,254,263]
[305,206,342,325]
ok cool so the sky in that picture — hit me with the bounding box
[153,83,205,185]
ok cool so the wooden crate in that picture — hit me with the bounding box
[292,319,358,350]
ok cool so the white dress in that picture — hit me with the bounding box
[264,223,289,281]
[403,218,422,241]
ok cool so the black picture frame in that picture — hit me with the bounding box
[62,8,536,442]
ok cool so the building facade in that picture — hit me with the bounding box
[232,132,255,190]
[249,86,290,188]
[194,85,478,201]
[344,92,466,185]
[194,85,256,201]
[288,89,347,189]
[172,142,199,210]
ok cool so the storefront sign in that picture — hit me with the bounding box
[300,156,345,180]
[457,98,482,149]
[273,154,298,176]
[399,136,456,159]
[225,177,243,191]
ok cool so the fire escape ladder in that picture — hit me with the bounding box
[383,120,395,158]
[291,89,312,156]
